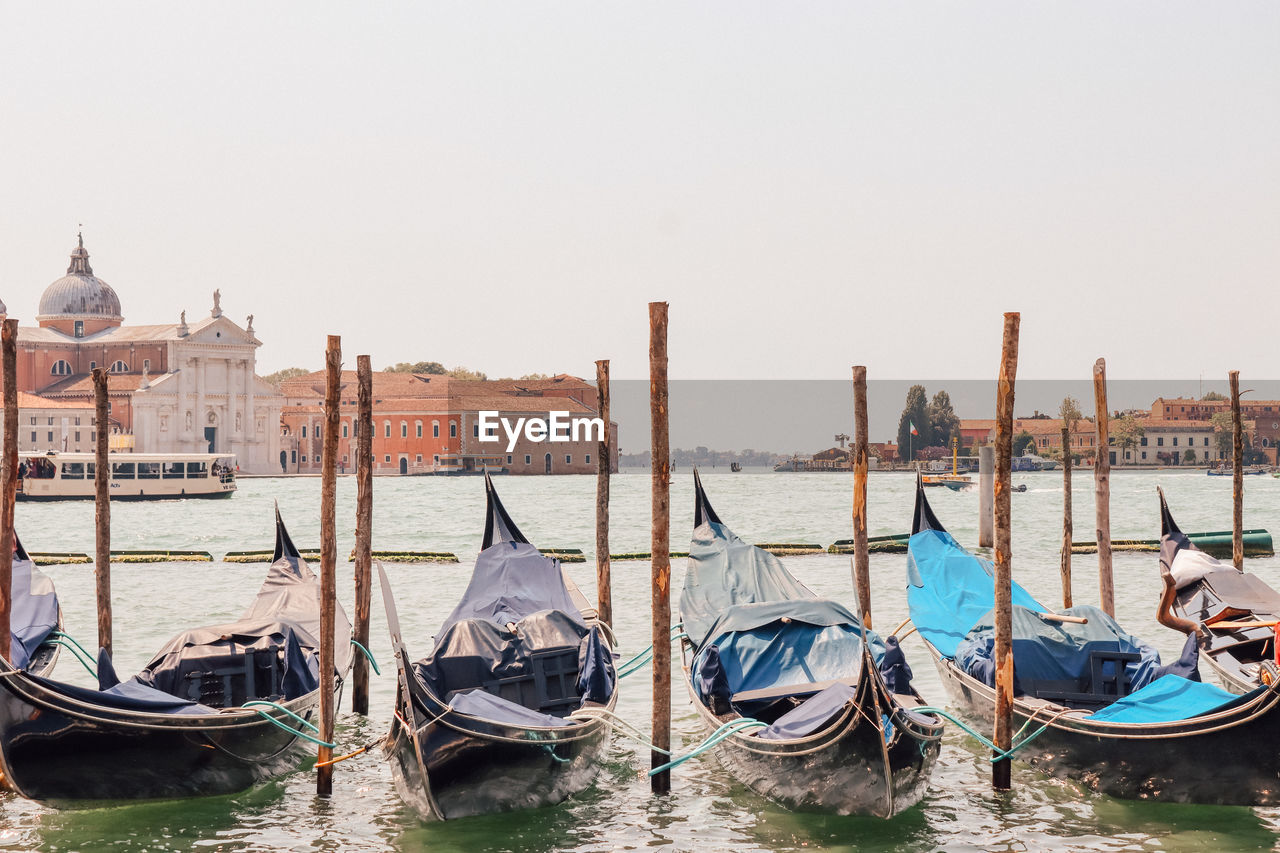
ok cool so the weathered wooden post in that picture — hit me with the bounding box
[978,446,994,548]
[0,319,16,664]
[1093,359,1114,618]
[1060,425,1073,609]
[649,302,671,795]
[851,365,873,628]
[595,358,613,628]
[992,312,1020,791]
[1230,370,1243,570]
[352,355,373,714]
[317,335,340,795]
[93,367,112,656]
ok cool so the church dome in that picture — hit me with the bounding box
[36,235,123,322]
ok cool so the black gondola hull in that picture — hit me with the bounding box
[682,667,940,817]
[0,673,326,804]
[927,641,1280,805]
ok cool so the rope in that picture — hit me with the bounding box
[350,639,381,675]
[617,627,690,679]
[241,706,335,749]
[647,718,768,777]
[314,741,378,768]
[48,638,98,678]
[48,631,99,677]
[913,705,1086,762]
[568,707,672,755]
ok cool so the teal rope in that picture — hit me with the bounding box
[240,700,334,748]
[48,638,98,677]
[913,706,1059,763]
[350,639,381,675]
[617,627,691,679]
[647,718,768,777]
[49,631,97,666]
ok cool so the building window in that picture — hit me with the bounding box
[302,426,307,438]
[74,320,84,338]
[565,454,572,464]
[1142,451,1147,460]
[433,455,439,465]
[291,450,297,463]
[29,416,35,425]
[384,454,391,463]
[48,431,54,443]
[385,421,391,438]
[1140,437,1147,446]
[143,358,150,372]
[109,360,128,373]
[1204,437,1209,446]
[433,421,440,438]
[416,454,423,462]
[449,422,457,439]
[89,361,96,371]
[416,422,423,438]
[401,422,408,438]
[51,359,72,376]
[473,423,479,438]
[342,423,348,438]
[29,431,36,443]
[586,453,591,465]
[342,454,349,464]
[1157,437,1164,446]
[75,416,80,426]
[525,455,531,465]
[301,455,307,463]
[507,455,513,464]
[48,417,54,425]
[1172,437,1178,446]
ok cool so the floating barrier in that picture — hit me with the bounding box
[828,534,910,555]
[542,548,586,563]
[609,551,691,561]
[1072,529,1273,558]
[755,543,824,556]
[224,548,322,563]
[362,550,458,564]
[28,552,91,565]
[110,549,213,563]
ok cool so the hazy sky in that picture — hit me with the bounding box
[2,4,1276,381]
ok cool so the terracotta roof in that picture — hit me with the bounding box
[449,395,595,414]
[0,391,94,410]
[39,373,151,395]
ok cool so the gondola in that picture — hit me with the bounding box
[677,472,940,818]
[906,481,1280,805]
[0,507,352,804]
[1156,488,1280,694]
[381,474,617,821]
[7,533,63,678]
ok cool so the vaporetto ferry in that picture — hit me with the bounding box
[17,452,237,501]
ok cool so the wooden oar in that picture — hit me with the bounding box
[1041,613,1088,624]
[1210,619,1279,630]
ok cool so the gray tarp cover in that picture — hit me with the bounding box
[438,541,584,636]
[680,521,817,649]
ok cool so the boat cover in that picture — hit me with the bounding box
[681,518,817,650]
[244,547,353,675]
[906,527,1045,659]
[577,625,615,705]
[954,604,1164,694]
[9,541,60,671]
[26,671,217,715]
[692,599,884,705]
[449,688,577,728]
[437,541,584,636]
[1160,494,1280,612]
[754,682,857,740]
[1086,674,1252,724]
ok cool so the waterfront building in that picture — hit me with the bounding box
[960,417,1097,457]
[0,392,98,453]
[1152,397,1280,422]
[278,372,618,475]
[1122,419,1219,465]
[3,236,283,473]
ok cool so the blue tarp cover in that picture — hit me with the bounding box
[954,604,1163,693]
[754,682,857,740]
[680,521,818,649]
[450,688,577,728]
[1086,675,1249,724]
[906,528,1045,659]
[28,672,217,715]
[693,599,884,706]
[576,626,614,705]
[10,555,59,671]
[439,541,584,635]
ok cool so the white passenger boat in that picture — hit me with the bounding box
[17,452,236,501]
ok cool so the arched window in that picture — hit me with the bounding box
[51,359,72,376]
[109,360,129,373]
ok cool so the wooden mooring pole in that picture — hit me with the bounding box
[992,312,1020,791]
[1093,359,1114,618]
[93,367,112,657]
[851,366,872,628]
[0,319,16,664]
[595,358,613,628]
[1230,370,1243,570]
[352,355,374,715]
[1060,426,1073,610]
[978,447,994,548]
[317,335,340,795]
[649,302,671,795]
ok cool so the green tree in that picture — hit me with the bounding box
[384,361,447,374]
[262,366,310,386]
[1212,411,1234,458]
[927,390,961,450]
[1201,391,1228,401]
[447,366,488,381]
[896,385,931,462]
[1183,448,1197,464]
[1059,396,1082,430]
[519,372,552,380]
[1012,430,1035,456]
[1111,414,1145,465]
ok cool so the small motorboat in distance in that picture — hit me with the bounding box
[381,473,618,821]
[0,507,351,804]
[677,471,941,817]
[7,534,62,677]
[906,481,1280,805]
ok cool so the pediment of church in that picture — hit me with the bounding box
[184,315,261,348]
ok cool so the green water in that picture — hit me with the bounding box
[4,469,1280,852]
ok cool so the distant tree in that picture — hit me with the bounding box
[384,361,447,374]
[1012,430,1036,456]
[263,366,310,386]
[519,372,552,380]
[1183,449,1197,464]
[447,366,488,381]
[1201,391,1228,401]
[1059,396,1082,430]
[1111,415,1145,465]
[896,385,931,462]
[927,391,962,450]
[1212,411,1234,457]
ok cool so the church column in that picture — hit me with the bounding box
[194,356,206,451]
[244,359,256,445]
[176,354,190,448]
[228,357,239,450]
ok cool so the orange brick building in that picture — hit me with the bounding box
[278,372,618,475]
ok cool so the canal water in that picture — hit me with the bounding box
[5,468,1280,851]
